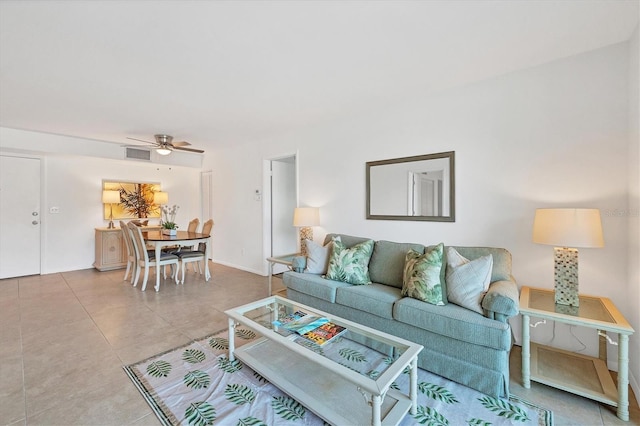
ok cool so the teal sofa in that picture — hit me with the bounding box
[282,233,519,398]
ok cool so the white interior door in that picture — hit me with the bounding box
[271,156,297,273]
[0,155,41,278]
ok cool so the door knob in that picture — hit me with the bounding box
[32,220,39,225]
[32,212,39,216]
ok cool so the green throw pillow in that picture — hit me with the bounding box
[401,243,445,305]
[325,237,374,285]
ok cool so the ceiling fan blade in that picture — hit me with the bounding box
[174,146,204,153]
[126,137,156,145]
[122,144,153,149]
[172,141,191,147]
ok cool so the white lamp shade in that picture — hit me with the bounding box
[153,191,169,205]
[293,207,320,227]
[532,208,604,248]
[102,190,120,204]
[156,147,172,156]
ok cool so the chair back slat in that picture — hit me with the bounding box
[127,222,149,262]
[120,220,134,257]
[198,219,214,252]
[201,219,214,235]
[187,218,200,233]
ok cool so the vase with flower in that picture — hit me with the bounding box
[161,204,180,235]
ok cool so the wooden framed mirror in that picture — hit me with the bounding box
[366,151,455,222]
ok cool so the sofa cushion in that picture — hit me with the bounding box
[304,239,333,274]
[283,271,352,303]
[326,237,374,285]
[393,297,512,351]
[323,233,371,248]
[336,283,402,320]
[452,247,512,283]
[446,247,493,314]
[401,244,446,305]
[369,240,425,288]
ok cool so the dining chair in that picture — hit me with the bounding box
[188,218,200,232]
[119,220,136,283]
[166,218,200,253]
[176,218,214,283]
[127,222,180,291]
[182,218,200,250]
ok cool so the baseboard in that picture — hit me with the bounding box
[211,259,265,276]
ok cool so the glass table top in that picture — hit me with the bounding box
[527,288,615,323]
[226,296,422,379]
[520,287,633,333]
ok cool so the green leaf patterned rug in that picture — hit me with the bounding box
[124,327,553,426]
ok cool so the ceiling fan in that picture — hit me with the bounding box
[126,134,204,155]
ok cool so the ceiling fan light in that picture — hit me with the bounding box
[156,147,172,156]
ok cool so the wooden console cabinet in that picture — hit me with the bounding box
[94,228,126,271]
[94,226,161,271]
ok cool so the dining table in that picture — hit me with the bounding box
[143,230,212,290]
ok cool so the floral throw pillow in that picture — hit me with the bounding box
[325,237,374,285]
[401,243,445,305]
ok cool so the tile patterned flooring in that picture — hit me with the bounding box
[1,263,637,425]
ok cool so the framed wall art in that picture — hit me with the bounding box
[102,180,161,220]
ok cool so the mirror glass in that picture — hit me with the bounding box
[366,151,455,222]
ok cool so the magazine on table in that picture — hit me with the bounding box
[272,311,330,336]
[272,310,307,327]
[302,322,347,346]
[282,316,330,335]
[272,310,308,337]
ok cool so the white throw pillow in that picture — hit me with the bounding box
[304,239,333,274]
[445,247,493,314]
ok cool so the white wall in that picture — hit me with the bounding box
[627,24,640,404]
[204,42,637,395]
[205,142,268,274]
[0,129,202,274]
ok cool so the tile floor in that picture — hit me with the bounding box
[1,263,638,425]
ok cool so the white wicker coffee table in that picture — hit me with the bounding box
[225,296,423,426]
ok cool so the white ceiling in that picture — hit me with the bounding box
[1,0,638,152]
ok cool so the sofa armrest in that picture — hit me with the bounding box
[291,256,307,272]
[482,280,519,322]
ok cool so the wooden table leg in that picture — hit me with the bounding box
[268,261,274,296]
[204,237,211,281]
[228,318,236,361]
[617,334,629,421]
[410,357,418,415]
[154,244,161,291]
[522,314,531,388]
[372,394,381,426]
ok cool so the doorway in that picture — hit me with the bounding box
[0,155,42,278]
[265,154,298,274]
[408,170,443,216]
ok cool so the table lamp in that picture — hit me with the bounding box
[102,190,121,229]
[293,207,320,257]
[532,208,604,306]
[154,191,169,226]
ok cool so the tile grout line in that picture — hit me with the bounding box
[65,272,162,366]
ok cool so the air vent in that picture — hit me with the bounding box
[125,147,151,161]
